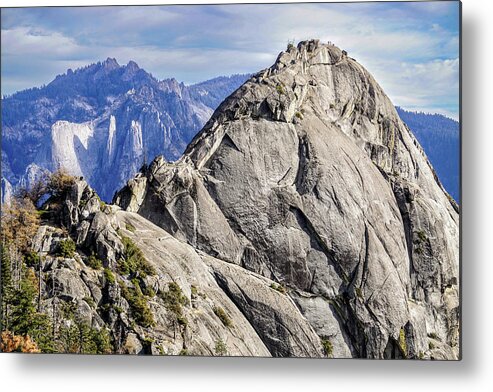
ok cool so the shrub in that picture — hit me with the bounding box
[113,305,124,314]
[104,268,115,285]
[117,235,156,277]
[24,251,40,268]
[125,223,136,233]
[0,331,40,353]
[47,169,76,199]
[160,282,189,326]
[416,230,427,243]
[213,306,233,328]
[321,338,333,357]
[86,253,103,270]
[120,282,155,328]
[83,296,96,309]
[270,283,286,294]
[191,285,198,297]
[57,238,76,258]
[276,84,285,95]
[399,328,407,357]
[142,286,156,298]
[214,339,228,356]
[178,349,188,356]
[427,332,439,340]
[191,285,206,299]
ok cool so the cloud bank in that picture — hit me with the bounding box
[1,2,460,119]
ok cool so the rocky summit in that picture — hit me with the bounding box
[115,40,460,359]
[6,40,459,358]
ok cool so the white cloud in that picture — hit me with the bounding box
[0,3,459,118]
[1,27,83,57]
[363,58,459,120]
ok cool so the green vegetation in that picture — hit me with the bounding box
[35,209,51,219]
[24,251,40,268]
[213,306,233,328]
[0,171,116,354]
[355,287,363,299]
[321,338,333,357]
[1,246,13,326]
[56,238,76,258]
[416,230,427,243]
[86,253,103,270]
[276,84,286,95]
[295,111,303,119]
[178,349,188,356]
[270,282,287,294]
[142,286,156,298]
[103,268,116,285]
[3,266,54,352]
[113,305,124,314]
[120,281,155,328]
[214,339,228,356]
[57,322,112,354]
[117,235,156,278]
[160,282,189,327]
[191,285,206,299]
[83,296,96,309]
[125,223,136,233]
[429,341,435,350]
[427,332,439,340]
[47,169,76,199]
[191,285,198,297]
[399,327,407,357]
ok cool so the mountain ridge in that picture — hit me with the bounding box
[1,59,250,201]
[115,40,460,358]
[1,58,459,204]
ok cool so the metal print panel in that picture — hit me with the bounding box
[0,1,461,359]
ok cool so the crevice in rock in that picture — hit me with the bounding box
[289,205,348,286]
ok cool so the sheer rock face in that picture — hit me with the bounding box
[115,40,459,359]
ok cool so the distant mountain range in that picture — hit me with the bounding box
[1,58,249,201]
[1,59,459,202]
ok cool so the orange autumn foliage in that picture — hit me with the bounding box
[0,330,40,353]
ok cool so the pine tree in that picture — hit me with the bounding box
[9,268,53,352]
[0,244,13,331]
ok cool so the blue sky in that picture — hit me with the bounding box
[1,1,460,119]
